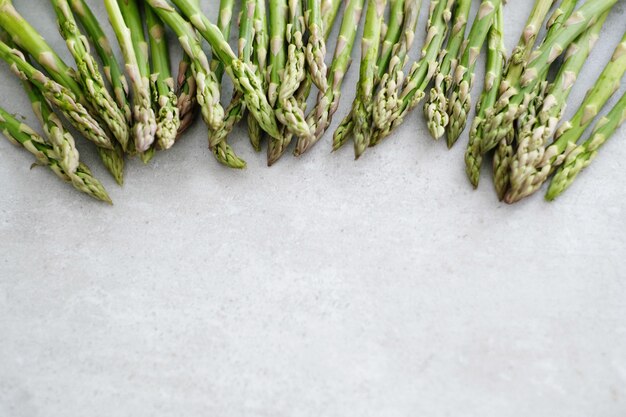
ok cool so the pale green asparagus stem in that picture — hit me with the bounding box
[351,0,386,159]
[212,0,235,83]
[51,0,130,151]
[146,6,180,150]
[546,90,626,200]
[247,0,268,151]
[306,0,329,92]
[446,0,502,148]
[294,0,366,156]
[23,79,80,177]
[322,0,343,38]
[176,51,198,135]
[464,4,505,188]
[505,30,626,203]
[0,106,111,203]
[209,0,256,149]
[425,0,471,140]
[105,0,157,153]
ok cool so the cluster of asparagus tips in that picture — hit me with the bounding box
[424,0,471,141]
[105,0,157,154]
[146,6,180,150]
[506,30,626,203]
[295,0,365,156]
[0,97,110,203]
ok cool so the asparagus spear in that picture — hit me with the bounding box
[176,0,216,136]
[146,6,180,150]
[146,0,246,169]
[446,0,502,148]
[321,0,343,37]
[212,0,236,83]
[425,0,471,140]
[506,30,626,203]
[176,52,198,136]
[104,0,157,153]
[208,0,256,149]
[269,0,313,165]
[464,3,505,188]
[294,0,366,156]
[247,0,269,152]
[0,40,112,150]
[370,0,453,146]
[23,80,79,177]
[504,12,608,201]
[305,0,329,93]
[350,0,387,159]
[50,0,130,151]
[546,90,626,201]
[0,106,111,203]
[67,0,132,126]
[481,0,618,153]
[169,0,282,140]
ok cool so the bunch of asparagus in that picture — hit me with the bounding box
[0,0,624,204]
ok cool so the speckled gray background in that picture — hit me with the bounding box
[1,1,625,416]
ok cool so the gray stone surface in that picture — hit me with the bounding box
[1,1,625,416]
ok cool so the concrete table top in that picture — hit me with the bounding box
[1,1,625,416]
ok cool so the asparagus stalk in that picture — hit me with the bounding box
[546,90,626,200]
[305,0,329,92]
[0,40,112,150]
[481,0,618,153]
[321,0,343,37]
[176,52,198,135]
[146,6,180,150]
[105,0,157,153]
[464,3,505,188]
[268,0,288,107]
[294,0,366,156]
[269,0,313,165]
[350,0,387,159]
[67,0,132,126]
[504,12,608,201]
[446,0,502,148]
[506,30,626,203]
[370,0,453,145]
[425,0,471,140]
[23,79,79,177]
[247,0,268,151]
[212,0,235,83]
[208,0,256,149]
[169,0,282,140]
[51,0,130,151]
[146,0,246,169]
[332,0,411,152]
[0,106,111,203]
[176,0,213,135]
